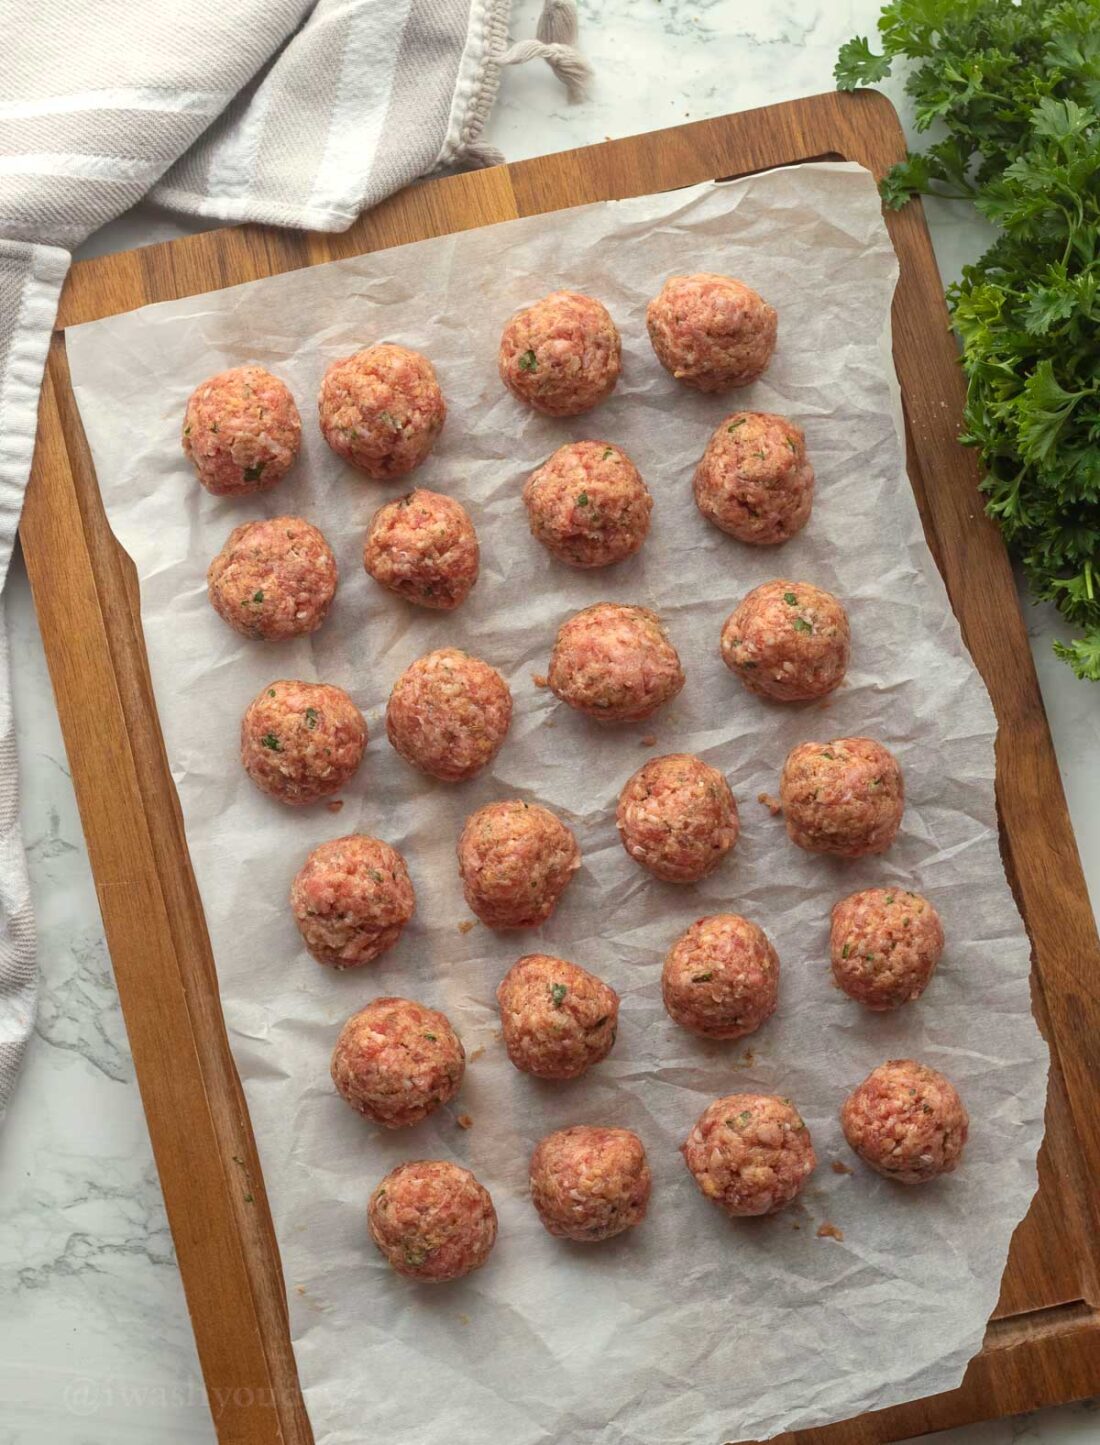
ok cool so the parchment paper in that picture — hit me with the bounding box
[65,163,1049,1445]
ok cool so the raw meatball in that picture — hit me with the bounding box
[498,291,621,416]
[662,915,779,1039]
[240,680,366,805]
[363,488,479,610]
[331,997,464,1127]
[780,737,904,857]
[693,412,813,545]
[682,1093,816,1217]
[497,954,618,1079]
[458,800,579,928]
[290,835,414,969]
[646,274,777,392]
[721,580,849,701]
[530,1126,651,1241]
[831,888,943,1010]
[207,517,337,641]
[548,603,684,723]
[841,1060,968,1184]
[183,365,301,496]
[368,1160,496,1282]
[523,441,652,568]
[616,753,738,882]
[386,649,512,782]
[318,343,445,480]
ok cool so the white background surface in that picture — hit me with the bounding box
[0,3,1096,1443]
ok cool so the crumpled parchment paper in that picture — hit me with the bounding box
[65,162,1049,1445]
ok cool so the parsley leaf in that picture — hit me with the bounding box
[549,983,568,1008]
[242,461,264,481]
[261,733,282,751]
[518,349,538,372]
[834,35,892,91]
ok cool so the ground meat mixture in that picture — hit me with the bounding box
[318,343,445,479]
[682,1093,816,1216]
[183,365,301,496]
[498,291,621,416]
[841,1059,968,1183]
[331,996,464,1128]
[693,412,814,545]
[458,800,579,928]
[548,603,685,722]
[290,834,414,969]
[646,273,777,392]
[497,954,619,1079]
[721,579,849,701]
[207,517,337,641]
[386,649,512,781]
[363,488,479,610]
[779,737,904,857]
[240,680,366,805]
[830,888,944,1010]
[529,1126,651,1241]
[616,752,739,882]
[523,441,652,568]
[662,915,779,1040]
[368,1160,496,1282]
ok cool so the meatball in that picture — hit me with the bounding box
[458,800,579,929]
[386,649,512,782]
[182,365,301,496]
[780,737,904,857]
[548,603,684,723]
[497,954,618,1080]
[530,1127,651,1241]
[616,753,738,883]
[523,441,652,568]
[363,488,479,610]
[240,680,366,805]
[721,580,849,702]
[693,412,813,545]
[318,343,445,480]
[368,1160,496,1282]
[662,915,779,1040]
[830,888,943,1010]
[207,517,337,641]
[331,997,464,1128]
[841,1060,968,1184]
[646,274,777,392]
[498,291,621,416]
[682,1093,816,1217]
[290,835,414,969]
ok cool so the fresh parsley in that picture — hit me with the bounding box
[242,462,265,482]
[518,349,538,372]
[836,1,1100,678]
[549,982,568,1008]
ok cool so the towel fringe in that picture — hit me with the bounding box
[499,0,593,105]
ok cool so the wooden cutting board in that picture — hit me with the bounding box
[21,90,1100,1445]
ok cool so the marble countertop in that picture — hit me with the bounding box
[1,2,1096,1442]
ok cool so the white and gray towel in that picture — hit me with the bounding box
[0,0,589,1118]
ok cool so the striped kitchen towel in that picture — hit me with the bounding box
[0,0,589,1118]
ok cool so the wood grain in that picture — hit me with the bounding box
[23,91,1100,1445]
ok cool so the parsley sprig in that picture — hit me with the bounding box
[836,0,1100,679]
